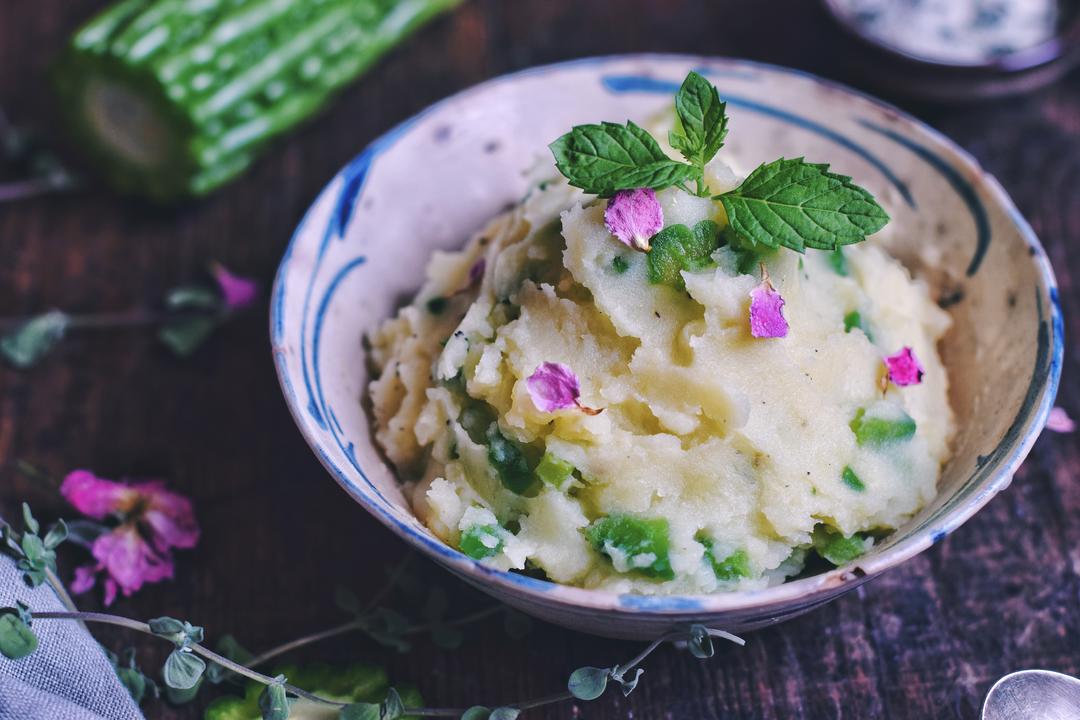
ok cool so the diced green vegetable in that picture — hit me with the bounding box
[486,425,537,496]
[812,525,869,566]
[611,255,630,274]
[459,524,504,560]
[426,296,447,315]
[843,310,863,334]
[841,466,866,491]
[698,536,750,582]
[535,452,575,489]
[54,0,463,201]
[850,406,917,447]
[458,400,496,444]
[827,248,849,276]
[647,220,721,289]
[586,515,674,580]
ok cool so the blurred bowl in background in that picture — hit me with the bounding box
[822,0,1080,100]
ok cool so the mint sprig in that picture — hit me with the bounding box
[549,71,889,254]
[549,121,698,197]
[717,158,890,252]
[669,71,728,195]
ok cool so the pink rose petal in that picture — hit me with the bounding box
[885,347,924,386]
[211,262,257,311]
[1047,406,1076,433]
[60,470,137,520]
[70,565,97,594]
[604,188,663,252]
[749,270,789,339]
[134,480,200,551]
[526,362,601,415]
[91,525,174,602]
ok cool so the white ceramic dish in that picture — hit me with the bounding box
[271,55,1062,640]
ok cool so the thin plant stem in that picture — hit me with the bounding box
[245,618,362,670]
[0,177,67,202]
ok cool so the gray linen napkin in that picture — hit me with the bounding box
[0,555,143,720]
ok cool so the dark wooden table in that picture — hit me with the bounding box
[2,1,1078,718]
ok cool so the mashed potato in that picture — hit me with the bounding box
[369,158,954,595]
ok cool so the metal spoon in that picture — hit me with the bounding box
[982,670,1080,720]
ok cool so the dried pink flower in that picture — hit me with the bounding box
[1046,406,1076,433]
[884,347,924,386]
[604,188,663,252]
[749,266,788,339]
[211,261,257,311]
[526,362,601,415]
[61,470,199,604]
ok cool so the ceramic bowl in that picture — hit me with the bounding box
[271,55,1063,640]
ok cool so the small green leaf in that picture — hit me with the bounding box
[647,220,721,290]
[460,708,490,720]
[568,666,610,701]
[616,667,643,696]
[341,703,381,720]
[550,121,699,197]
[42,520,68,550]
[670,71,728,169]
[718,158,889,252]
[258,679,291,720]
[380,687,404,720]
[19,533,46,565]
[843,310,863,334]
[502,609,532,640]
[164,675,201,705]
[206,634,253,684]
[158,316,219,357]
[162,649,205,690]
[489,709,519,720]
[334,585,362,615]
[21,503,39,535]
[841,466,866,492]
[165,285,222,312]
[827,248,849,276]
[115,665,148,704]
[688,624,715,659]
[812,525,869,566]
[0,612,37,659]
[0,310,70,369]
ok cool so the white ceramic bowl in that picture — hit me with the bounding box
[271,55,1063,640]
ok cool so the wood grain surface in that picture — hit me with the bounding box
[1,1,1077,718]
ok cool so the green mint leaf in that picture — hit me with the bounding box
[568,666,610,701]
[587,515,674,580]
[646,220,721,290]
[489,708,520,720]
[0,611,38,660]
[21,503,39,535]
[380,687,404,720]
[165,676,202,705]
[162,649,205,690]
[486,425,538,496]
[460,707,490,720]
[342,703,381,720]
[158,316,219,356]
[19,533,46,566]
[0,310,69,369]
[688,624,715,659]
[717,158,889,252]
[550,121,698,196]
[42,520,68,551]
[258,678,291,720]
[611,255,631,274]
[670,71,728,168]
